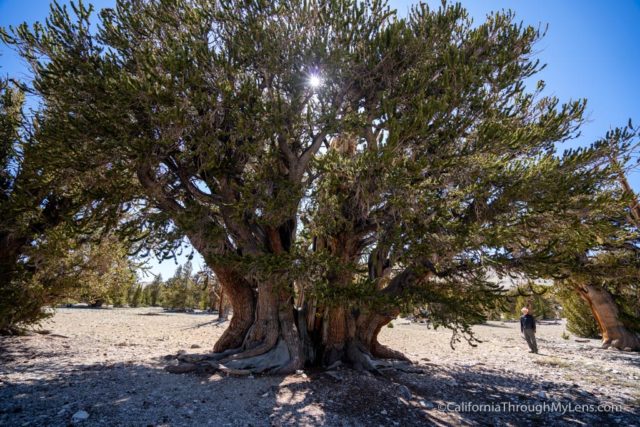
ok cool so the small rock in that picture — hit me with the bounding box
[261,392,269,398]
[537,391,547,399]
[380,410,387,415]
[190,344,201,349]
[398,385,412,400]
[71,410,89,424]
[419,401,434,409]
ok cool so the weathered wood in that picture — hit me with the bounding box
[577,284,640,351]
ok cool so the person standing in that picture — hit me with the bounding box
[520,307,538,353]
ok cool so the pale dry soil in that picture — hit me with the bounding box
[1,307,638,427]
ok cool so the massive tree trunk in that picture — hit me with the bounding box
[300,303,407,370]
[294,236,408,370]
[183,227,256,354]
[216,279,304,373]
[182,211,408,372]
[576,284,640,351]
[172,254,409,373]
[209,266,255,352]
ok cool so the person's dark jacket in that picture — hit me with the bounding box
[520,314,536,333]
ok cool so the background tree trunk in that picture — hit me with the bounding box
[577,284,640,350]
[217,288,227,320]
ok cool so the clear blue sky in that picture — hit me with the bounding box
[2,0,639,279]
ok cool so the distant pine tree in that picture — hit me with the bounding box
[149,275,163,307]
[131,284,143,308]
[141,286,151,307]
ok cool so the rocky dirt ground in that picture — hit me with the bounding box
[0,307,638,426]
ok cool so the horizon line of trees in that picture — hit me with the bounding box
[57,259,230,315]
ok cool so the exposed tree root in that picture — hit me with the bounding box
[602,336,640,351]
[371,341,411,361]
[222,339,291,373]
[223,320,280,361]
[213,316,252,353]
[163,344,415,376]
[165,340,295,375]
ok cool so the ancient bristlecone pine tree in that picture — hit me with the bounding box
[2,0,635,369]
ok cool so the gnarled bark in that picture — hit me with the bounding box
[184,227,256,354]
[577,284,640,351]
[210,266,255,352]
[299,300,407,370]
[218,280,304,374]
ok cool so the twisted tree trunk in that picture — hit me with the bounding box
[576,284,640,350]
[184,218,408,372]
[210,266,255,352]
[300,304,407,370]
[184,227,256,354]
[214,280,304,373]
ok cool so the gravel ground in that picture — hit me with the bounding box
[0,307,638,426]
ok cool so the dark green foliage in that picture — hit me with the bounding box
[161,262,206,310]
[0,76,81,332]
[35,233,139,308]
[0,68,139,331]
[556,286,600,338]
[0,280,53,335]
[130,284,143,307]
[147,275,163,307]
[484,283,559,321]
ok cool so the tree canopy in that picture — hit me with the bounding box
[1,0,636,366]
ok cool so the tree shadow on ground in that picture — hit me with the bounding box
[479,323,511,328]
[384,362,638,426]
[161,309,220,316]
[1,351,637,427]
[597,349,640,368]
